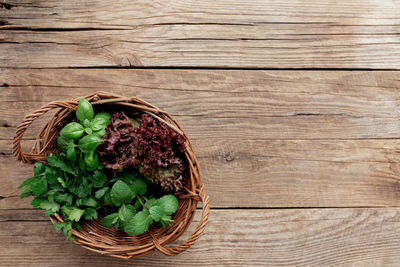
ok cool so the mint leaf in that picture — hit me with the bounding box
[30,176,48,196]
[47,154,77,176]
[124,210,153,236]
[160,214,173,228]
[130,178,147,196]
[101,213,119,228]
[118,204,136,222]
[84,208,98,220]
[149,206,163,222]
[111,181,134,206]
[144,197,157,208]
[40,200,60,212]
[157,195,179,215]
[92,170,107,188]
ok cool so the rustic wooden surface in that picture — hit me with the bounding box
[1,0,400,266]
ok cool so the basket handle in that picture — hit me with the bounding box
[13,101,77,164]
[150,186,210,256]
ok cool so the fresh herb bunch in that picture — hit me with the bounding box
[18,99,179,241]
[100,171,179,235]
[98,112,187,193]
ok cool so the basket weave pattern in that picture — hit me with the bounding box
[12,92,210,259]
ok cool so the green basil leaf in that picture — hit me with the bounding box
[78,134,103,153]
[60,122,84,140]
[91,112,111,131]
[84,150,99,171]
[76,98,94,123]
[92,129,106,138]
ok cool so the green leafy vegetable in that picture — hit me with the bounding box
[76,98,94,123]
[78,134,103,153]
[157,195,179,214]
[100,213,119,228]
[111,180,134,206]
[84,150,99,171]
[60,122,84,140]
[124,210,153,235]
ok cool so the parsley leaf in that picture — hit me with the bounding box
[84,208,98,220]
[91,170,107,188]
[47,154,77,176]
[40,200,60,212]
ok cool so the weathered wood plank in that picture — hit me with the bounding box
[1,208,400,266]
[1,0,400,68]
[1,69,400,208]
[1,69,400,140]
[3,137,400,208]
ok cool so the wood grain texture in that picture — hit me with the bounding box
[3,137,400,208]
[1,69,400,140]
[2,69,400,208]
[1,0,400,68]
[1,208,400,266]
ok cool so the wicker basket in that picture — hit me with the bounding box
[12,92,210,259]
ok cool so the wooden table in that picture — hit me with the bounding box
[1,1,400,266]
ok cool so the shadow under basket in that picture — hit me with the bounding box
[12,91,210,259]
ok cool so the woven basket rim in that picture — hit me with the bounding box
[12,91,210,259]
